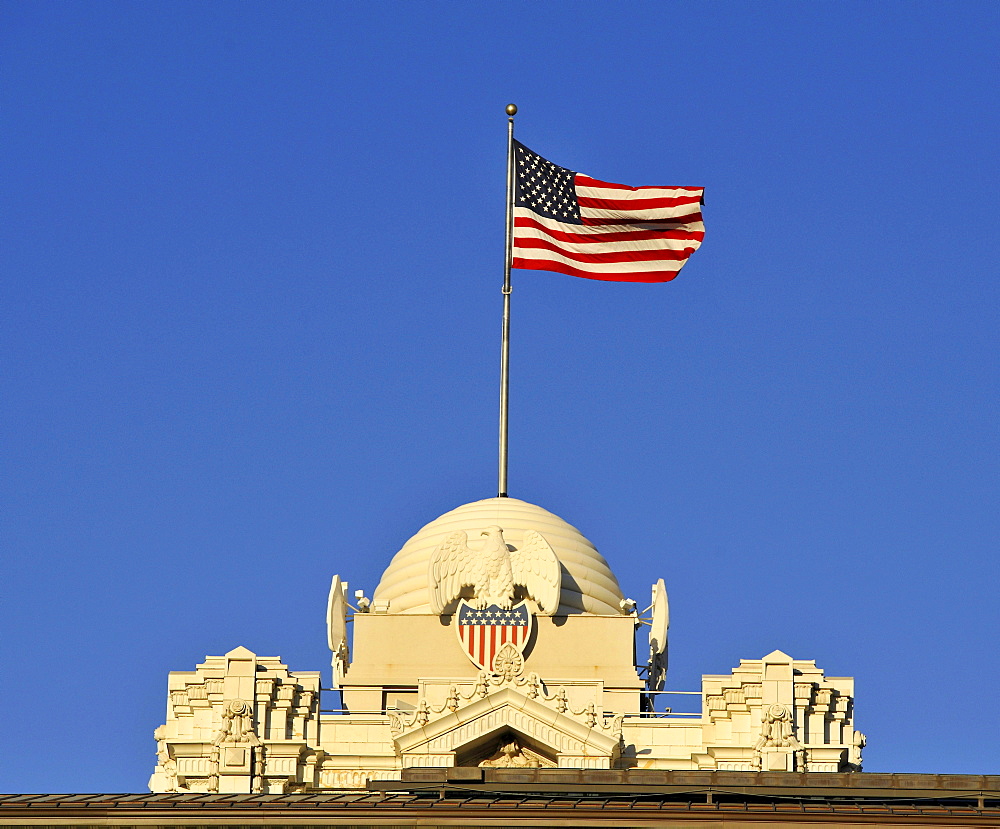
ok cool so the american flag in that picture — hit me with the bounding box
[456,600,531,672]
[512,141,704,283]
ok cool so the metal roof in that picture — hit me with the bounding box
[2,771,997,826]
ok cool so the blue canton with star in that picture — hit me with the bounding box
[458,603,529,626]
[514,141,582,224]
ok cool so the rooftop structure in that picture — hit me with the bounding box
[149,497,866,794]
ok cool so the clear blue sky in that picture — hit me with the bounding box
[3,2,997,791]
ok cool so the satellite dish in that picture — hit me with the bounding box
[647,578,669,691]
[648,578,669,654]
[327,575,350,687]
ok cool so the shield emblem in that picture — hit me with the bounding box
[455,599,532,672]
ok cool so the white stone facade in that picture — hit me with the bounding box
[150,499,864,792]
[149,647,323,793]
[623,649,863,773]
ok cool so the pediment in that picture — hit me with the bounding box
[393,687,620,763]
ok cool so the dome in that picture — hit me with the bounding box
[373,497,625,615]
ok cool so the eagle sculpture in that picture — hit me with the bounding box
[428,525,561,615]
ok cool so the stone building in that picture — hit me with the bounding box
[148,497,865,794]
[5,496,997,827]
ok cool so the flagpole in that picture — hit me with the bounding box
[498,103,516,498]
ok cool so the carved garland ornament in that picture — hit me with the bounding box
[207,699,264,793]
[754,704,802,749]
[389,668,622,740]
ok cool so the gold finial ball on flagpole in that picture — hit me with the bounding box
[506,103,517,116]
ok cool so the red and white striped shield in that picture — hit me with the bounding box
[455,600,532,672]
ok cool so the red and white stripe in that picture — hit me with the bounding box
[513,175,704,283]
[459,620,529,672]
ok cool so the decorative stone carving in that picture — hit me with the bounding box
[150,647,321,794]
[209,699,264,793]
[387,712,404,736]
[600,713,624,737]
[387,664,616,742]
[557,755,613,769]
[754,704,802,750]
[214,700,261,747]
[154,634,861,789]
[492,642,524,681]
[525,673,541,699]
[445,685,460,713]
[479,738,550,768]
[393,687,621,769]
[723,688,745,705]
[693,651,860,773]
[320,769,398,789]
[207,754,219,793]
[428,526,561,614]
[850,730,866,769]
[475,671,490,698]
[152,726,177,793]
[401,753,456,768]
[429,708,575,755]
[814,687,834,713]
[454,600,534,672]
[553,687,568,713]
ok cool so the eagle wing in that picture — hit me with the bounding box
[509,529,561,615]
[428,531,483,614]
